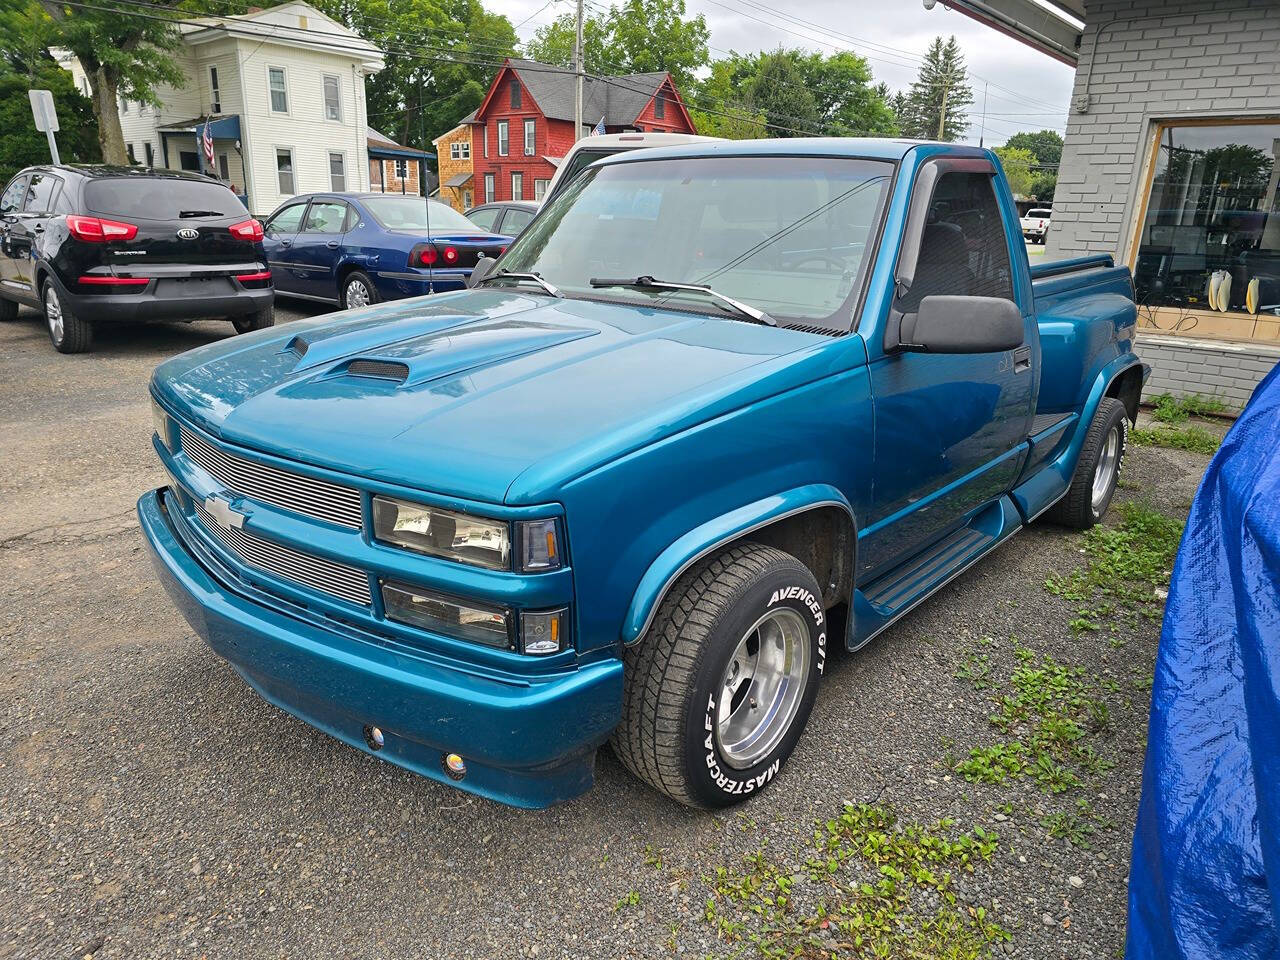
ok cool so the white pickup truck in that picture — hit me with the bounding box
[1020,207,1052,244]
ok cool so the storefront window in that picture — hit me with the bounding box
[1134,120,1280,334]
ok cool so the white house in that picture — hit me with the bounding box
[60,1,384,216]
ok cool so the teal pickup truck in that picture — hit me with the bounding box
[139,139,1145,809]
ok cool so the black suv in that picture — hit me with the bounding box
[0,165,274,353]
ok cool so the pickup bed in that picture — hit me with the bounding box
[139,140,1145,809]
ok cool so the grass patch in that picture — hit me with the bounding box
[1130,424,1221,455]
[704,804,1008,958]
[1148,392,1230,424]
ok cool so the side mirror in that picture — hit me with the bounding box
[901,295,1024,354]
[468,255,497,288]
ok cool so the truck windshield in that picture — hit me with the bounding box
[497,155,893,328]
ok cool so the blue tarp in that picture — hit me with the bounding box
[1128,361,1280,958]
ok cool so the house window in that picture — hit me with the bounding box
[482,125,488,158]
[1132,119,1280,337]
[209,66,221,113]
[276,148,295,194]
[511,171,523,201]
[534,178,549,201]
[451,142,461,161]
[329,152,347,191]
[180,151,200,171]
[510,79,521,110]
[268,67,288,113]
[654,94,665,119]
[126,143,137,163]
[323,75,341,121]
[463,189,473,209]
[497,120,509,156]
[144,142,154,167]
[523,118,535,156]
[218,153,230,181]
[460,141,470,159]
[484,173,495,203]
[395,158,407,180]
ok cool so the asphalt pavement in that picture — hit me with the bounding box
[0,297,1216,959]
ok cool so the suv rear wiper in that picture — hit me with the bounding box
[588,275,776,326]
[474,270,563,298]
[179,210,227,218]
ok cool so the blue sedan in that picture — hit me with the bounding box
[261,193,511,309]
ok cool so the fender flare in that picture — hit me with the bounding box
[1051,352,1146,490]
[621,483,856,647]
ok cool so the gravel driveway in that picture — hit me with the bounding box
[0,303,1220,959]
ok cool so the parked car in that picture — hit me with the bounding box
[262,193,510,309]
[140,140,1145,811]
[464,200,539,237]
[543,131,716,203]
[0,165,272,354]
[1021,207,1052,244]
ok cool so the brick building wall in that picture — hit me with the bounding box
[433,124,474,212]
[1046,0,1280,410]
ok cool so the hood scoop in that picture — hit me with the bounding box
[321,318,600,389]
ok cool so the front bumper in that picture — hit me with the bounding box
[138,487,623,808]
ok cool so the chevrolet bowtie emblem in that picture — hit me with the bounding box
[203,495,247,529]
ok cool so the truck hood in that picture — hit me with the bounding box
[153,289,838,504]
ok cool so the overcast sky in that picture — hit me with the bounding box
[484,0,1077,146]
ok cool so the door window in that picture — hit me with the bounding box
[503,207,534,233]
[1,176,29,214]
[266,203,307,237]
[23,173,62,213]
[303,201,348,234]
[467,206,499,231]
[901,170,1014,312]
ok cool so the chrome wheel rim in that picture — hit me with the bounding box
[1092,425,1121,514]
[716,607,810,770]
[345,279,371,308]
[45,286,63,342]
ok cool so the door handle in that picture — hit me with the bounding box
[281,239,292,247]
[325,240,339,249]
[1012,345,1032,374]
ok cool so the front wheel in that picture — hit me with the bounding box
[43,280,93,353]
[1047,397,1127,529]
[341,271,378,310]
[612,543,827,808]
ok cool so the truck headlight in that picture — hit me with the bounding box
[382,582,512,649]
[151,397,173,451]
[373,495,510,570]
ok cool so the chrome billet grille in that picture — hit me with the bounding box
[193,499,372,606]
[180,426,363,529]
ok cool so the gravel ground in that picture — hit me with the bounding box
[0,302,1224,959]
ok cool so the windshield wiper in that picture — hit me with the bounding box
[474,270,563,298]
[588,275,776,326]
[179,209,226,218]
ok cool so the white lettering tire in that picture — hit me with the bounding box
[611,543,826,808]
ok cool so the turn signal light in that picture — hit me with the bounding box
[67,215,137,242]
[228,218,264,242]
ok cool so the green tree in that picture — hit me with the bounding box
[993,145,1036,197]
[524,0,708,91]
[1003,129,1062,166]
[747,50,819,138]
[29,0,186,164]
[0,41,100,183]
[902,35,972,141]
[688,58,765,139]
[313,0,517,150]
[792,50,897,137]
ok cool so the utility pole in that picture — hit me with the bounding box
[936,68,949,141]
[573,0,584,143]
[978,79,988,147]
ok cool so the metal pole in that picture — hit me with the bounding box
[978,80,988,148]
[936,71,949,141]
[573,0,584,143]
[45,129,60,165]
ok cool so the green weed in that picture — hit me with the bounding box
[1130,424,1221,455]
[1148,392,1230,424]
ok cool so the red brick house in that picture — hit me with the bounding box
[469,58,696,204]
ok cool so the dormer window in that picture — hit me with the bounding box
[654,94,665,119]
[510,79,521,110]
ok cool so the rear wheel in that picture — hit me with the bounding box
[612,543,827,808]
[1047,397,1127,529]
[232,303,274,334]
[341,271,378,310]
[43,280,92,353]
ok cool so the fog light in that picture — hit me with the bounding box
[443,752,466,780]
[520,608,568,656]
[363,725,384,751]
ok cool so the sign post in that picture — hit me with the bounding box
[28,89,60,165]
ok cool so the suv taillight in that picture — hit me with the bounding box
[228,218,264,242]
[66,215,138,242]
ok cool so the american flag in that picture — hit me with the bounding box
[201,118,215,169]
[591,116,606,137]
